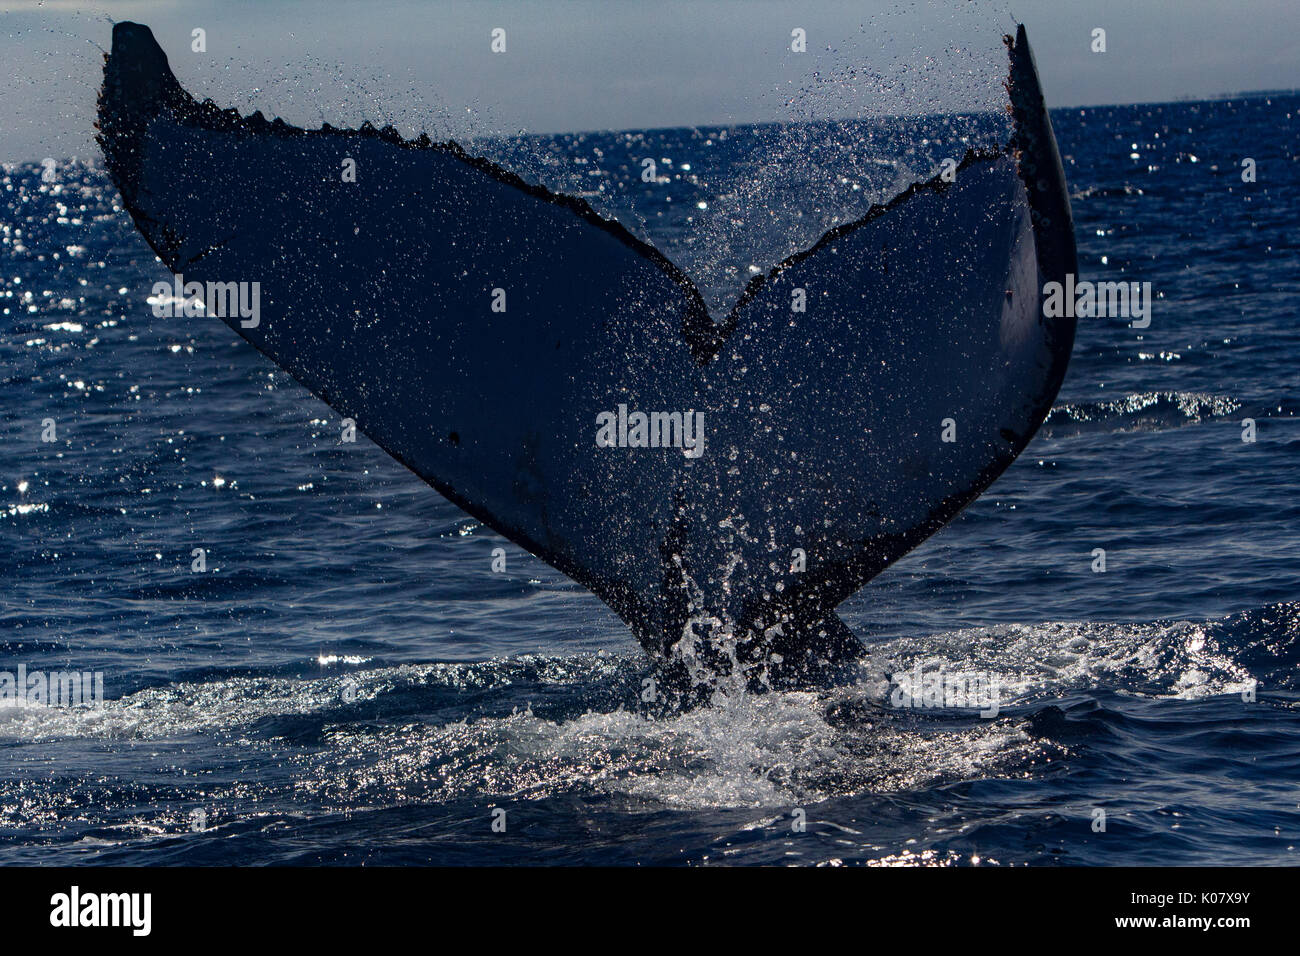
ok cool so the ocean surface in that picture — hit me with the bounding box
[2,93,1298,865]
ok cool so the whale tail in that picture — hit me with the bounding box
[97,23,1075,691]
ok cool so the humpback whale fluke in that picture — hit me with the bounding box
[96,23,1076,692]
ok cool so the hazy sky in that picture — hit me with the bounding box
[2,0,1298,162]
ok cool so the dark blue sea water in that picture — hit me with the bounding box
[2,94,1298,865]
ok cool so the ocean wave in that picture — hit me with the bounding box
[1070,183,1146,200]
[3,605,1287,816]
[1043,390,1242,435]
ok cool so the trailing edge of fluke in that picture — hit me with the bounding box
[96,22,1076,692]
